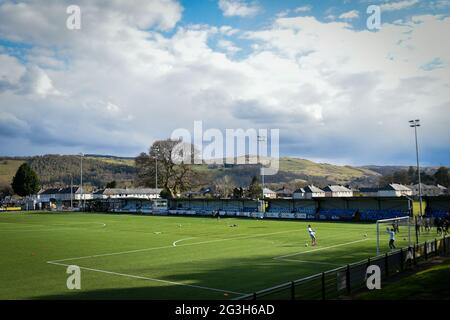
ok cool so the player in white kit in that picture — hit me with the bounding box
[307,225,317,246]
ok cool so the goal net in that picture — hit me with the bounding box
[376,216,412,255]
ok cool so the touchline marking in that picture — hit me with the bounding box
[173,237,195,247]
[49,228,307,263]
[47,261,245,296]
[0,222,107,233]
[274,238,369,260]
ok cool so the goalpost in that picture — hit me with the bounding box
[376,216,411,255]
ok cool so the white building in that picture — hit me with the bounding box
[263,188,277,199]
[323,185,353,197]
[293,185,325,199]
[378,184,413,197]
[93,188,162,200]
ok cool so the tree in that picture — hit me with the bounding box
[214,175,234,198]
[407,166,417,183]
[434,167,450,187]
[392,170,410,185]
[247,176,262,199]
[11,163,40,196]
[135,139,201,198]
[106,180,117,188]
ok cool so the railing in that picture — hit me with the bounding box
[235,235,450,300]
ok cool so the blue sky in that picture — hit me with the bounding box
[0,0,449,166]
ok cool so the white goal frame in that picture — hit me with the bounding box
[376,216,411,255]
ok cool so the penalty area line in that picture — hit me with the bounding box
[46,261,245,296]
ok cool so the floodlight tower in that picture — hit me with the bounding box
[257,135,266,201]
[79,152,84,211]
[154,146,160,189]
[409,119,423,218]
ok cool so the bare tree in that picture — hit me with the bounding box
[214,175,235,198]
[135,139,201,198]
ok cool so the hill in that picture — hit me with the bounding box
[0,158,26,186]
[0,155,136,188]
[3,154,434,190]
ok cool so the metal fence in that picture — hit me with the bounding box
[236,235,450,300]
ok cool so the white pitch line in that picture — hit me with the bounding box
[47,261,245,296]
[49,228,307,263]
[274,238,369,260]
[172,237,195,247]
[0,222,106,233]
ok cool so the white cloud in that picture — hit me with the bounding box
[217,39,241,54]
[19,65,60,97]
[380,0,419,12]
[294,6,312,13]
[218,0,260,17]
[339,10,359,20]
[219,25,239,36]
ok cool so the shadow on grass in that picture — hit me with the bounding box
[35,243,379,300]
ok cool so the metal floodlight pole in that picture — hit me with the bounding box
[80,153,84,211]
[153,146,160,189]
[409,120,423,219]
[70,175,73,210]
[257,135,266,201]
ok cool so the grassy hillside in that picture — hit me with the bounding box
[85,155,135,167]
[0,154,382,189]
[0,158,25,185]
[279,157,379,184]
[0,156,136,188]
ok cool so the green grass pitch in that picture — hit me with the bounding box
[0,212,440,300]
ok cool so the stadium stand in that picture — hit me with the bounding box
[318,208,356,221]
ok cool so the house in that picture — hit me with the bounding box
[292,188,306,199]
[411,183,448,197]
[36,186,93,209]
[263,188,277,199]
[275,186,293,199]
[37,188,61,203]
[294,185,325,199]
[38,187,92,202]
[378,184,413,197]
[323,185,353,197]
[93,188,162,200]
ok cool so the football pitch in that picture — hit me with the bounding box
[0,212,439,300]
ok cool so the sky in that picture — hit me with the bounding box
[0,0,449,166]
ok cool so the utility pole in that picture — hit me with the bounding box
[257,135,266,212]
[409,120,423,218]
